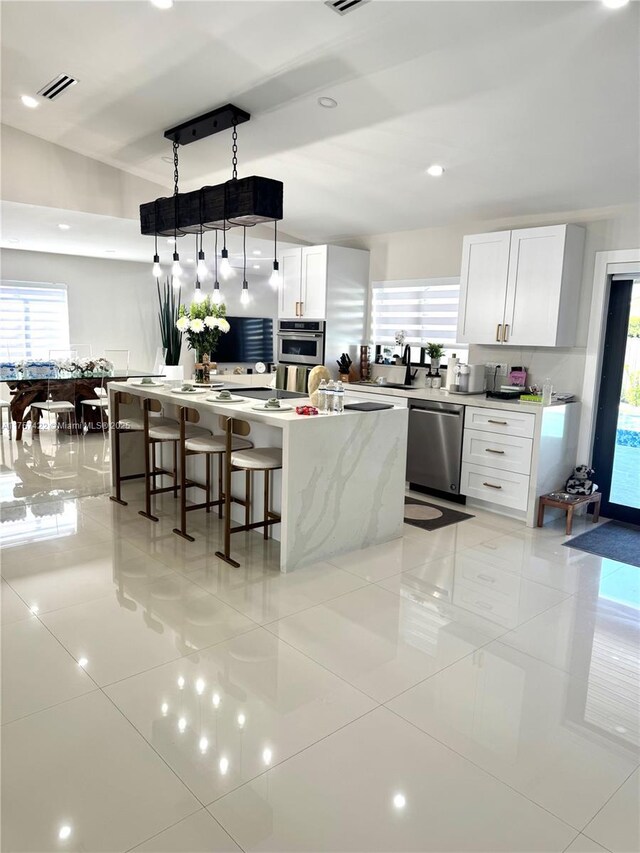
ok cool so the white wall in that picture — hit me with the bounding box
[343,203,640,395]
[0,247,278,375]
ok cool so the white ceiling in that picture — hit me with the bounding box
[1,0,638,243]
[0,201,299,269]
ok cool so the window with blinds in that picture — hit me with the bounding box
[371,276,466,362]
[0,281,70,361]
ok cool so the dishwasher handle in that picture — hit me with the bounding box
[409,404,463,419]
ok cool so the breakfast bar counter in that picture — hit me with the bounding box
[109,381,409,572]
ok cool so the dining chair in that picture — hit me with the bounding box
[30,349,78,436]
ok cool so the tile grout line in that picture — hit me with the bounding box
[577,763,639,837]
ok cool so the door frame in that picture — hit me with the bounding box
[578,248,640,462]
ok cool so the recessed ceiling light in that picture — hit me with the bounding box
[602,0,629,8]
[318,96,338,109]
[426,164,445,177]
[21,94,39,108]
[77,657,88,667]
[58,825,72,841]
[150,0,173,8]
[58,223,70,230]
[393,793,406,810]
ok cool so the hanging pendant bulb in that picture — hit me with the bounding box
[240,225,250,305]
[193,279,205,303]
[152,254,162,278]
[269,220,281,288]
[171,251,182,279]
[196,218,208,279]
[212,231,223,304]
[220,246,234,279]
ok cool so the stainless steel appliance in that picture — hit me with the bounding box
[450,363,485,394]
[277,320,325,366]
[406,399,465,494]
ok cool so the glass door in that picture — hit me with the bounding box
[592,278,640,524]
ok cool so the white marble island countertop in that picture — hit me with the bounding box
[109,381,408,572]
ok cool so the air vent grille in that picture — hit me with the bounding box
[37,73,78,100]
[325,0,369,15]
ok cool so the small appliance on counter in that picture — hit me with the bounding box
[450,363,485,394]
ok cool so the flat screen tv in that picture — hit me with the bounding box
[213,316,274,363]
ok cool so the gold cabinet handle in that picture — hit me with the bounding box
[482,482,503,490]
[295,301,300,317]
[487,419,508,425]
[485,448,505,454]
[496,323,502,342]
[299,301,304,316]
[503,324,509,342]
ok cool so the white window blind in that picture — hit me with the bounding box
[371,277,464,350]
[0,281,70,361]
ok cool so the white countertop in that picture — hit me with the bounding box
[346,382,575,414]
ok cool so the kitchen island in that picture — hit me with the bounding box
[109,381,408,572]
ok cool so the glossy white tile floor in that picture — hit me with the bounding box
[1,459,639,852]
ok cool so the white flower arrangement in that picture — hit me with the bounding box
[203,316,231,333]
[176,316,190,332]
[190,318,205,334]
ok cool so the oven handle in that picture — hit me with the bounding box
[277,332,324,339]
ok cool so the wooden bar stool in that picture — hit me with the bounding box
[215,416,282,568]
[172,408,254,542]
[138,397,209,523]
[110,391,174,506]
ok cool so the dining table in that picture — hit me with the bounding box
[2,371,162,440]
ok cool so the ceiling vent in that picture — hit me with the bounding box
[37,73,78,101]
[325,0,370,15]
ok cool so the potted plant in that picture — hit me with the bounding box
[176,296,230,364]
[425,342,445,372]
[157,279,183,378]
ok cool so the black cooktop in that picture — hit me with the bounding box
[222,385,305,401]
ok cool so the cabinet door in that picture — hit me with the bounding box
[300,245,327,318]
[457,231,511,344]
[278,249,302,318]
[503,226,566,347]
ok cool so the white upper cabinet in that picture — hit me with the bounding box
[457,224,585,347]
[458,231,511,345]
[278,245,329,319]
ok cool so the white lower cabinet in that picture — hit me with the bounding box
[464,406,535,438]
[460,463,530,511]
[462,430,532,475]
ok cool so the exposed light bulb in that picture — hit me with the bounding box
[240,281,250,306]
[220,247,235,279]
[193,282,205,303]
[212,282,222,305]
[196,250,208,280]
[269,261,281,289]
[152,254,162,278]
[171,252,182,278]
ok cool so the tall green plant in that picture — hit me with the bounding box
[157,279,182,366]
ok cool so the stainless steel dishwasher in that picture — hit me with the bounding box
[406,399,465,494]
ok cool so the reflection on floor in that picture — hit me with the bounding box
[1,450,638,853]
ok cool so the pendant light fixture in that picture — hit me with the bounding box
[240,226,250,306]
[152,199,162,278]
[269,220,281,288]
[170,141,182,286]
[212,230,222,305]
[193,234,205,303]
[219,123,239,280]
[196,190,208,280]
